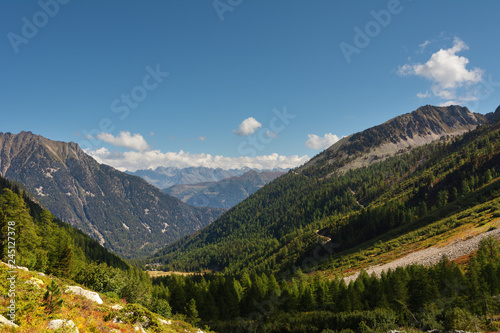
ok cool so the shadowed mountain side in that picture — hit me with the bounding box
[0,131,224,258]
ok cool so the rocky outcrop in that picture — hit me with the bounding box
[65,285,103,304]
[0,314,18,328]
[47,319,78,332]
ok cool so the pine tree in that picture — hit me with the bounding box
[185,298,200,325]
[476,236,500,266]
[43,280,64,314]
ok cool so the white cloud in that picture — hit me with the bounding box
[198,136,207,141]
[418,40,431,53]
[438,100,459,107]
[93,131,150,152]
[86,147,310,172]
[398,37,483,104]
[416,91,431,99]
[233,117,262,136]
[305,133,342,150]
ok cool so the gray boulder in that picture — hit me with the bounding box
[65,285,103,304]
[47,319,78,332]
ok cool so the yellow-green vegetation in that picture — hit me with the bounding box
[147,271,201,278]
[323,195,500,277]
[0,263,211,332]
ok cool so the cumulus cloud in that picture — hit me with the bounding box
[94,131,150,152]
[233,117,262,136]
[398,37,483,104]
[86,148,310,172]
[305,133,342,150]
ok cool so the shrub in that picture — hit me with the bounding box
[443,307,474,331]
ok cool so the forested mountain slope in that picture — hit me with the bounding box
[0,176,211,332]
[0,132,224,258]
[146,105,500,275]
[0,174,128,273]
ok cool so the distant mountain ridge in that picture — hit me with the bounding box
[127,166,288,189]
[163,170,285,209]
[0,131,224,258]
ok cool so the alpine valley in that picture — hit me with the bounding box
[2,105,500,332]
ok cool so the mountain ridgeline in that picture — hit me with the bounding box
[0,132,224,258]
[163,170,285,209]
[301,104,489,177]
[126,166,242,189]
[147,105,500,274]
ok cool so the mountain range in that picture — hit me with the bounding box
[126,166,240,189]
[163,170,285,209]
[0,131,224,258]
[126,166,288,189]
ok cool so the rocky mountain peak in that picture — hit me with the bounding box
[0,131,224,258]
[300,105,488,176]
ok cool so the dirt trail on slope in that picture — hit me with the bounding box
[343,227,500,284]
[316,229,332,243]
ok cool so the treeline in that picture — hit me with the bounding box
[0,176,153,305]
[152,236,500,332]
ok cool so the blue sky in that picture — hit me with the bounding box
[1,0,499,171]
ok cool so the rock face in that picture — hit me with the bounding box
[0,131,224,258]
[300,105,489,176]
[47,319,78,332]
[164,170,285,209]
[65,285,103,304]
